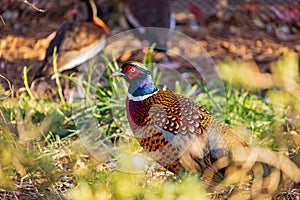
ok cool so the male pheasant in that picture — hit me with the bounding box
[111,61,300,198]
[34,0,109,79]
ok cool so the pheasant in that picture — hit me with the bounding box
[34,0,109,80]
[111,61,300,198]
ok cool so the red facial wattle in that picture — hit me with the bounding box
[123,66,142,80]
[122,65,135,74]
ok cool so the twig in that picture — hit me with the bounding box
[0,15,5,26]
[18,0,46,12]
[0,73,12,100]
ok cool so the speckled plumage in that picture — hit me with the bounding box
[126,89,247,175]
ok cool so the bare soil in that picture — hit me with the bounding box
[1,0,300,91]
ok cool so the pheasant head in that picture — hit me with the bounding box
[111,61,158,100]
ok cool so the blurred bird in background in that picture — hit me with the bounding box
[124,0,179,68]
[34,0,109,85]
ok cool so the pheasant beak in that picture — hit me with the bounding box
[111,69,124,77]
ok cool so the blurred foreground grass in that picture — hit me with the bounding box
[0,51,299,199]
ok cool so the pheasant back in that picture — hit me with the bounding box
[126,89,300,197]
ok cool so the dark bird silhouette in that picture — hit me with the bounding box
[124,0,175,52]
[124,0,180,69]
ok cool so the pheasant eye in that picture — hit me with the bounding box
[130,68,136,73]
